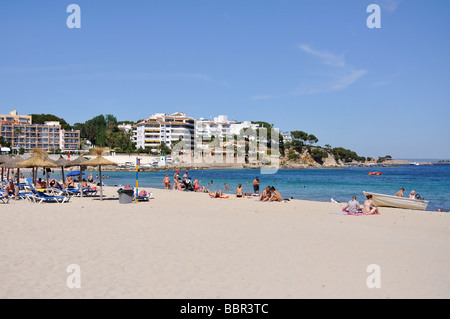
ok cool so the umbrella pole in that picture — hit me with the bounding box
[61,167,65,186]
[46,168,49,191]
[99,165,103,200]
[79,166,83,198]
[16,168,20,199]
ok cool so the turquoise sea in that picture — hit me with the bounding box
[53,164,450,211]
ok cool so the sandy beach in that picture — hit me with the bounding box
[1,187,449,299]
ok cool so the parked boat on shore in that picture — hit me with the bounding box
[363,191,428,211]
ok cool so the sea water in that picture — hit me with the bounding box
[46,164,450,211]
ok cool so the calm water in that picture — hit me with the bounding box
[51,164,450,211]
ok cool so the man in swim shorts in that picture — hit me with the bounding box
[252,177,260,194]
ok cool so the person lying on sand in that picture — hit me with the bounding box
[210,190,222,198]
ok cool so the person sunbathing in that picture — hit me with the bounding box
[259,186,271,202]
[36,178,46,189]
[4,181,16,197]
[269,186,282,202]
[50,179,63,190]
[65,176,75,188]
[363,194,379,214]
[236,184,243,198]
[210,190,222,198]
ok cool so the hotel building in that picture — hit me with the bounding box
[0,111,80,152]
[133,112,195,150]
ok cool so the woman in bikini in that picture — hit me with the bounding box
[363,194,379,214]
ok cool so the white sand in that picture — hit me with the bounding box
[1,187,449,299]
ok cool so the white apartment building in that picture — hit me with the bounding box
[133,112,195,150]
[195,115,232,141]
[133,112,264,153]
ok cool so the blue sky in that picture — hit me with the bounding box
[1,0,449,159]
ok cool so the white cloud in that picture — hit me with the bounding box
[298,44,346,68]
[251,44,367,100]
[294,45,367,94]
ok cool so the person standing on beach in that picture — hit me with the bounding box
[194,178,200,191]
[395,187,405,197]
[224,183,229,191]
[174,170,180,184]
[253,177,260,194]
[163,174,171,189]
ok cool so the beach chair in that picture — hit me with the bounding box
[82,187,98,197]
[25,179,70,204]
[29,189,70,204]
[0,190,10,204]
[135,190,153,201]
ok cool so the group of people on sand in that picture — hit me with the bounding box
[343,195,379,215]
[164,170,212,193]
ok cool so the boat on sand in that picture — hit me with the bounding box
[363,191,428,211]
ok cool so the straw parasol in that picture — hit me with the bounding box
[80,147,118,200]
[16,149,57,186]
[52,154,70,186]
[0,154,10,185]
[1,155,23,188]
[65,153,89,197]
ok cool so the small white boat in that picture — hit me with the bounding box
[363,191,428,211]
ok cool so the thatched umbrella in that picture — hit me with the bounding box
[0,155,23,189]
[0,154,10,185]
[80,148,118,200]
[16,149,57,189]
[52,155,70,186]
[65,153,89,197]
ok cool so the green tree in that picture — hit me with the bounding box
[30,114,72,130]
[291,130,309,142]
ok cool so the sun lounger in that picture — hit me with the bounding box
[28,189,70,204]
[0,190,10,204]
[136,190,152,201]
[25,179,70,203]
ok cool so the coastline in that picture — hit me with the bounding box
[1,186,449,299]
